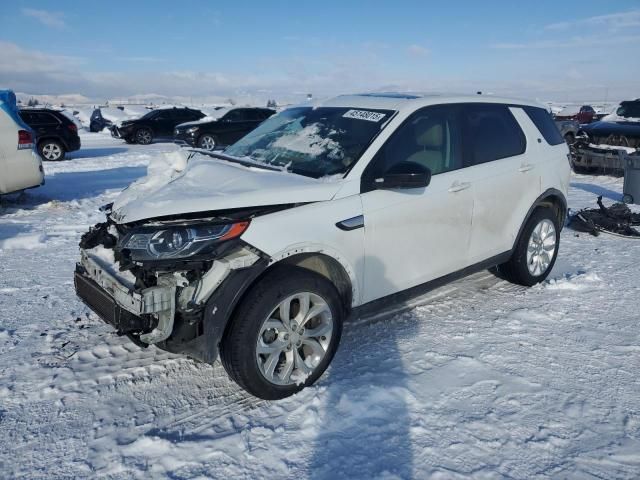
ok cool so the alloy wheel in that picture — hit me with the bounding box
[199,135,216,150]
[42,143,62,160]
[256,292,334,386]
[136,129,152,144]
[526,219,557,276]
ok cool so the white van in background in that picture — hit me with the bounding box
[0,90,44,195]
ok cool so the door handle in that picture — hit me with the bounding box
[519,163,534,172]
[448,181,471,193]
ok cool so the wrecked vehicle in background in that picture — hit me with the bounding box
[572,99,640,172]
[74,93,570,399]
[555,119,579,144]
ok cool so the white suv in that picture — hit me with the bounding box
[75,93,571,399]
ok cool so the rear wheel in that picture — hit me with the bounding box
[39,140,65,161]
[198,134,217,150]
[135,128,153,145]
[221,267,343,400]
[500,208,560,286]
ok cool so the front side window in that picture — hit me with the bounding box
[366,105,461,178]
[462,104,526,166]
[225,107,394,178]
[223,110,243,122]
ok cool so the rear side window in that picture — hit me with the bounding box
[462,104,526,166]
[30,112,60,125]
[523,106,564,145]
[19,111,34,124]
[617,101,640,118]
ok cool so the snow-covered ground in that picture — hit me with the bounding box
[1,132,639,479]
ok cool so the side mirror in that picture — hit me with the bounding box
[373,162,431,190]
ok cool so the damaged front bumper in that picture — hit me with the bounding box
[572,141,639,171]
[75,242,268,363]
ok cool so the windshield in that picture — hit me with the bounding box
[224,106,394,178]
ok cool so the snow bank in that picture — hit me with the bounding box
[112,148,188,211]
[0,232,47,250]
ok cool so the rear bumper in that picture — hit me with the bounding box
[66,135,81,153]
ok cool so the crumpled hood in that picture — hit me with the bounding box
[111,154,343,224]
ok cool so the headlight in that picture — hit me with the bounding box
[122,221,249,261]
[186,126,199,134]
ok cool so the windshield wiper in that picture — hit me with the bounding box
[188,149,285,172]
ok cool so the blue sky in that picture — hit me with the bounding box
[1,0,639,103]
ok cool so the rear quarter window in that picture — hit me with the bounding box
[462,104,526,166]
[523,106,565,145]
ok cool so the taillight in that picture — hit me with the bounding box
[18,130,33,146]
[67,123,78,132]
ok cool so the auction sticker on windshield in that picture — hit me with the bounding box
[342,110,386,122]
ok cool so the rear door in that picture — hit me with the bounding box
[459,103,540,263]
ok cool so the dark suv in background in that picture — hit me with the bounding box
[19,108,81,161]
[111,107,205,144]
[173,107,275,150]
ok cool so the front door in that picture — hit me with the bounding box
[360,105,473,303]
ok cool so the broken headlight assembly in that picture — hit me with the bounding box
[120,221,249,261]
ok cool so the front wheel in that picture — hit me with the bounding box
[39,140,65,161]
[135,128,153,145]
[500,208,560,286]
[197,134,217,150]
[220,267,343,400]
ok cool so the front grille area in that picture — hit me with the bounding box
[74,266,153,333]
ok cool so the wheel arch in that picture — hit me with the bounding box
[512,188,567,251]
[274,252,354,313]
[200,249,356,365]
[37,136,65,149]
[136,125,154,136]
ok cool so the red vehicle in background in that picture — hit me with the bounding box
[576,105,596,124]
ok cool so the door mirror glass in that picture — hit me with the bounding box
[373,161,431,189]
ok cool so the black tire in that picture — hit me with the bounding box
[38,140,66,161]
[135,128,153,145]
[220,266,344,400]
[197,134,217,150]
[500,208,560,286]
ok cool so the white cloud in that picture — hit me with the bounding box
[0,41,83,74]
[407,44,430,57]
[491,34,640,49]
[117,57,165,63]
[21,8,66,29]
[544,9,640,31]
[0,41,637,104]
